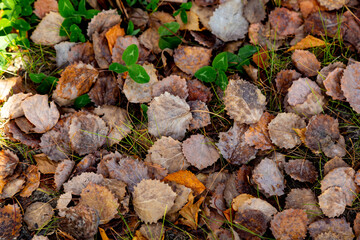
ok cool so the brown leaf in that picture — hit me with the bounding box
[309,218,354,240]
[178,193,205,230]
[93,30,112,68]
[128,8,149,30]
[243,0,266,24]
[298,0,323,18]
[354,212,360,237]
[167,182,192,215]
[54,160,75,191]
[79,183,119,224]
[139,28,161,54]
[236,196,278,223]
[319,186,346,217]
[190,30,219,48]
[244,112,274,151]
[20,165,40,197]
[105,24,125,54]
[252,46,269,69]
[269,7,303,36]
[4,120,40,148]
[270,209,308,240]
[140,223,164,240]
[224,79,266,124]
[234,209,268,239]
[57,191,72,210]
[234,165,253,194]
[187,79,212,103]
[183,134,219,170]
[343,10,360,53]
[188,100,211,131]
[0,150,19,180]
[305,114,346,158]
[304,11,346,37]
[163,170,206,195]
[317,61,346,86]
[33,0,58,19]
[1,92,32,119]
[63,172,104,195]
[133,179,176,223]
[68,42,96,66]
[23,202,54,230]
[252,158,285,197]
[268,113,306,149]
[190,4,215,30]
[54,41,76,67]
[152,75,188,99]
[15,117,34,134]
[149,11,175,30]
[68,112,108,155]
[284,159,318,183]
[100,178,127,202]
[145,136,189,174]
[174,45,212,76]
[0,177,25,199]
[324,156,349,175]
[217,122,257,165]
[88,72,120,106]
[53,63,99,106]
[341,62,360,113]
[87,9,121,39]
[0,76,24,103]
[291,50,321,77]
[317,0,349,10]
[275,70,302,95]
[0,204,22,239]
[112,36,149,65]
[175,11,200,31]
[323,67,345,100]
[21,94,60,133]
[287,35,326,52]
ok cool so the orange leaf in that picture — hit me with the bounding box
[162,170,206,195]
[286,35,325,52]
[20,165,40,197]
[105,24,125,54]
[99,227,109,240]
[293,127,307,146]
[178,193,205,230]
[34,153,58,174]
[252,46,268,69]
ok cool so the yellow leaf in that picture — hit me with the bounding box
[178,193,205,230]
[175,11,200,31]
[162,170,206,195]
[286,35,325,52]
[293,127,307,146]
[99,227,109,240]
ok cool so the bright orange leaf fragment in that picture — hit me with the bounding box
[163,170,206,195]
[286,35,325,52]
[105,25,125,54]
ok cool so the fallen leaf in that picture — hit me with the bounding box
[0,76,24,103]
[167,182,192,214]
[324,156,349,175]
[244,112,274,150]
[234,165,253,194]
[0,177,25,199]
[87,9,121,39]
[0,150,19,180]
[190,3,215,30]
[317,0,349,10]
[100,178,127,201]
[354,213,360,237]
[178,193,205,229]
[4,120,40,148]
[252,46,268,69]
[323,67,345,100]
[304,11,346,38]
[152,75,188,99]
[282,0,299,10]
[188,100,211,130]
[287,35,325,52]
[1,92,32,119]
[140,223,164,240]
[68,42,96,66]
[343,10,360,53]
[88,72,120,106]
[316,61,345,86]
[163,170,206,195]
[190,30,219,48]
[243,0,266,24]
[175,11,200,31]
[128,8,149,29]
[93,30,112,68]
[133,179,176,223]
[0,204,22,239]
[23,202,54,230]
[238,197,278,223]
[15,117,34,134]
[341,62,360,113]
[20,165,40,197]
[291,50,321,77]
[234,209,268,239]
[149,11,175,30]
[298,0,323,18]
[174,45,212,76]
[187,79,213,102]
[57,191,72,210]
[182,134,219,170]
[275,70,302,95]
[270,209,308,240]
[269,7,303,36]
[319,186,346,217]
[33,0,58,19]
[309,218,354,240]
[105,24,125,54]
[54,160,75,191]
[54,41,76,67]
[112,36,149,65]
[139,28,161,54]
[63,172,104,195]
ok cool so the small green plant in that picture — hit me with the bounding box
[158,22,182,50]
[125,0,148,7]
[109,44,150,84]
[58,0,99,42]
[126,20,140,36]
[146,0,160,12]
[173,2,192,24]
[74,94,91,109]
[29,73,58,94]
[227,45,258,72]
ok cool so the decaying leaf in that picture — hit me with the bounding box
[0,204,22,239]
[269,8,303,36]
[21,94,60,133]
[133,179,176,223]
[1,92,32,119]
[187,79,212,103]
[20,165,40,197]
[224,79,266,124]
[341,62,360,113]
[68,112,108,155]
[63,172,104,195]
[105,24,125,54]
[94,105,132,146]
[317,62,346,86]
[178,193,205,230]
[323,67,345,100]
[0,150,19,179]
[87,9,121,39]
[305,114,346,158]
[324,156,349,175]
[270,209,308,240]
[88,72,120,106]
[309,218,354,240]
[182,134,219,170]
[112,36,149,65]
[30,12,67,45]
[100,178,127,202]
[244,112,274,150]
[190,30,219,49]
[343,10,360,53]
[243,0,267,24]
[163,170,206,195]
[234,209,268,239]
[128,8,149,29]
[145,136,189,173]
[175,11,200,31]
[284,159,318,183]
[317,0,349,10]
[291,50,321,77]
[93,30,112,68]
[54,41,76,67]
[233,165,253,194]
[0,76,24,103]
[33,0,58,19]
[139,28,161,54]
[208,0,248,42]
[54,160,75,191]
[24,202,54,231]
[237,197,278,223]
[268,113,306,149]
[59,205,100,240]
[4,120,40,148]
[0,177,25,199]
[57,191,72,210]
[79,183,119,224]
[354,212,360,237]
[68,42,96,66]
[304,11,346,37]
[174,46,212,76]
[252,158,285,197]
[53,62,99,106]
[318,186,346,217]
[167,182,192,215]
[148,92,192,140]
[188,100,211,130]
[152,75,188,99]
[286,78,325,117]
[217,122,257,165]
[275,70,302,95]
[123,63,158,103]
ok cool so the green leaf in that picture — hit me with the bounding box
[58,0,76,18]
[69,24,85,42]
[212,52,228,71]
[77,0,87,15]
[12,19,30,31]
[194,66,217,83]
[126,0,137,7]
[128,64,150,83]
[131,29,140,36]
[3,0,15,9]
[60,17,81,37]
[146,0,159,11]
[237,45,257,60]
[84,9,99,19]
[158,22,180,37]
[226,52,240,67]
[122,44,139,66]
[109,62,128,73]
[36,76,58,94]
[180,10,187,24]
[173,9,181,17]
[21,5,33,16]
[74,94,91,109]
[215,70,228,90]
[180,2,192,10]
[141,103,148,118]
[127,20,134,35]
[158,36,181,50]
[29,73,46,83]
[0,19,12,35]
[0,33,17,50]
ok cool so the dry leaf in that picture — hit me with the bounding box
[243,0,266,24]
[105,24,125,54]
[148,92,192,140]
[0,150,19,180]
[0,177,25,199]
[354,213,360,237]
[190,30,219,48]
[317,62,346,86]
[208,0,248,42]
[21,94,60,133]
[152,75,188,99]
[287,35,326,52]
[318,186,346,217]
[133,179,176,223]
[63,172,104,195]
[15,117,34,134]
[68,42,96,66]
[343,10,360,53]
[163,170,206,195]
[275,70,302,95]
[88,72,120,106]
[187,79,212,103]
[178,193,205,230]
[100,178,127,201]
[217,122,257,165]
[237,197,278,222]
[145,136,189,173]
[32,236,49,240]
[0,76,24,103]
[112,36,149,65]
[188,100,211,130]
[341,62,360,113]
[304,11,346,37]
[305,114,346,158]
[224,79,266,124]
[182,134,219,170]
[24,202,54,230]
[234,209,268,239]
[4,120,40,148]
[30,12,67,45]
[167,182,192,215]
[234,165,252,194]
[57,191,72,210]
[317,0,349,10]
[174,45,212,76]
[268,113,306,149]
[128,8,149,29]
[20,165,40,197]
[54,41,76,67]
[284,159,318,183]
[244,112,274,150]
[0,204,22,239]
[309,218,354,240]
[269,7,303,36]
[149,11,175,30]
[79,183,119,224]
[68,112,108,155]
[87,9,121,39]
[59,205,100,239]
[291,50,321,77]
[323,67,345,100]
[270,209,308,240]
[175,11,200,31]
[139,28,161,54]
[298,0,323,18]
[33,0,58,18]
[190,3,215,30]
[324,156,349,175]
[252,46,269,69]
[54,160,75,191]
[252,158,285,197]
[92,30,112,68]
[1,92,32,119]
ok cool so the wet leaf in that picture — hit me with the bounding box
[178,193,205,229]
[54,160,75,191]
[244,112,275,150]
[63,172,104,195]
[152,75,188,99]
[341,62,360,113]
[270,209,308,240]
[0,204,22,239]
[163,170,206,195]
[269,8,303,36]
[24,202,54,230]
[284,159,318,183]
[291,50,321,77]
[174,45,212,76]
